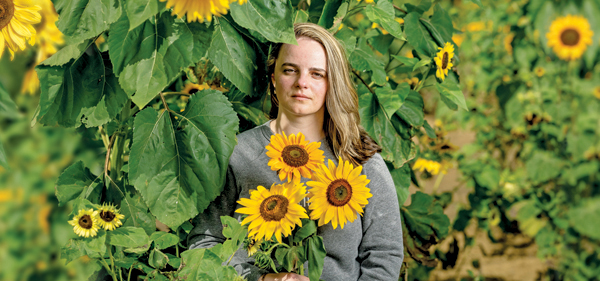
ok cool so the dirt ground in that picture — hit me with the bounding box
[404,117,549,281]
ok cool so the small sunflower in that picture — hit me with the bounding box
[160,0,247,23]
[452,34,464,48]
[0,0,41,60]
[434,42,455,81]
[306,157,372,229]
[97,203,125,231]
[546,15,593,61]
[182,82,210,94]
[266,132,325,184]
[245,238,261,257]
[534,67,545,77]
[68,209,100,238]
[594,86,600,99]
[236,182,308,243]
[413,158,447,175]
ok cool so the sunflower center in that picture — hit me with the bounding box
[281,145,309,167]
[560,29,580,46]
[78,215,93,229]
[442,52,449,69]
[326,179,353,206]
[259,195,289,221]
[100,210,116,222]
[0,0,15,30]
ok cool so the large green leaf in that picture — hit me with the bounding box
[429,4,453,45]
[388,163,411,205]
[149,248,169,269]
[125,0,165,30]
[365,0,405,40]
[55,161,103,206]
[36,42,129,128]
[129,90,239,228]
[568,198,600,240]
[350,39,387,86]
[150,232,180,250]
[374,83,409,119]
[114,12,211,108]
[525,151,562,184]
[317,0,341,29]
[120,192,156,235]
[435,79,468,111]
[401,191,450,242]
[61,231,107,264]
[230,0,296,44]
[359,91,415,168]
[208,19,256,96]
[404,12,435,56]
[178,248,240,280]
[395,89,424,127]
[107,226,150,249]
[307,235,326,281]
[52,0,121,43]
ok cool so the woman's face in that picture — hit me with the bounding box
[271,37,328,119]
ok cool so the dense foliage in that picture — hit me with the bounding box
[1,0,469,280]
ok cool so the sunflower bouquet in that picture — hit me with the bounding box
[234,132,372,280]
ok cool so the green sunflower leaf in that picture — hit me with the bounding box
[365,0,405,40]
[435,79,468,111]
[350,38,387,86]
[293,9,309,23]
[404,12,436,57]
[179,248,240,280]
[149,248,169,269]
[0,81,18,117]
[307,235,326,281]
[150,232,180,250]
[114,12,212,108]
[230,0,296,45]
[52,0,121,43]
[55,161,103,206]
[401,191,450,243]
[125,0,166,30]
[388,163,411,205]
[129,90,239,229]
[317,0,342,29]
[36,42,129,128]
[359,90,416,168]
[208,19,256,97]
[107,226,150,249]
[0,139,7,169]
[568,198,600,240]
[374,83,410,119]
[395,90,424,127]
[429,4,454,45]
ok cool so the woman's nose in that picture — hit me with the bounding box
[296,72,309,88]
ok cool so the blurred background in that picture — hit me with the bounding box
[1,0,599,280]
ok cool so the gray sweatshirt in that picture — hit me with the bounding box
[188,122,404,281]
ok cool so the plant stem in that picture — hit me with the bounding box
[98,254,118,281]
[432,173,445,195]
[127,263,134,281]
[176,228,180,258]
[104,134,116,184]
[159,92,177,114]
[352,70,376,95]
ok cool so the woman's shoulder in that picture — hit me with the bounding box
[230,122,271,163]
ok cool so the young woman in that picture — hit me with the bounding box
[188,22,404,281]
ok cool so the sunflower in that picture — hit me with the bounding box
[97,203,125,231]
[160,0,247,23]
[245,238,261,256]
[434,42,454,81]
[594,86,600,99]
[0,0,41,60]
[68,209,100,238]
[266,132,325,184]
[534,67,545,77]
[306,157,372,229]
[546,15,593,61]
[413,158,447,175]
[236,182,308,243]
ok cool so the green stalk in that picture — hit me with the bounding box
[98,255,118,281]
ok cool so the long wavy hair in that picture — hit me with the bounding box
[267,22,381,166]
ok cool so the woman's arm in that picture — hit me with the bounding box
[357,155,404,280]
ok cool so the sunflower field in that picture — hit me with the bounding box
[1,0,599,280]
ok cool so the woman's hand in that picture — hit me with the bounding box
[261,272,309,281]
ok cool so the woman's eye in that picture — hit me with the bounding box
[313,73,324,78]
[283,69,295,73]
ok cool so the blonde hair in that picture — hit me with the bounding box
[267,22,380,166]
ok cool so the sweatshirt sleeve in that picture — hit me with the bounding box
[187,166,267,281]
[357,155,404,280]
